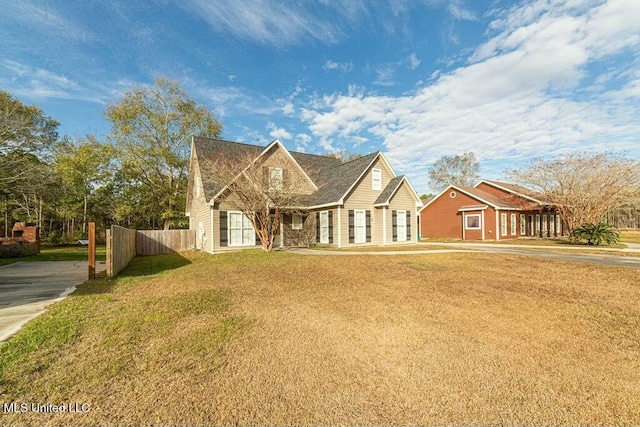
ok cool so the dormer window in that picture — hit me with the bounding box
[269,167,283,190]
[372,168,382,190]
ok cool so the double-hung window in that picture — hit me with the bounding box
[269,167,283,190]
[397,210,407,242]
[354,210,366,243]
[520,214,526,235]
[319,211,329,244]
[229,212,255,246]
[292,213,303,230]
[501,213,508,236]
[511,213,517,236]
[372,168,382,190]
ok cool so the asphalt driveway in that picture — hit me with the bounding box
[0,260,106,342]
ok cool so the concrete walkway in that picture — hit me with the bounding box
[0,260,106,343]
[287,242,640,269]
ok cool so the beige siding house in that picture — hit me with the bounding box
[186,137,422,251]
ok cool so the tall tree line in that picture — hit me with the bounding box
[0,77,222,242]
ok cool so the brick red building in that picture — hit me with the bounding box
[419,180,564,240]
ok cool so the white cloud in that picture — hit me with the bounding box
[282,102,295,115]
[449,1,477,21]
[267,121,292,140]
[299,0,640,188]
[3,2,95,42]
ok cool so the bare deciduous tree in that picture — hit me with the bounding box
[508,152,640,231]
[204,149,311,252]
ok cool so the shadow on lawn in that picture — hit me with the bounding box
[116,252,192,278]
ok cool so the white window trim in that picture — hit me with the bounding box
[397,209,407,242]
[228,211,256,247]
[511,213,517,236]
[556,215,561,236]
[354,209,366,244]
[535,214,541,234]
[292,213,303,230]
[319,211,329,244]
[501,213,508,236]
[520,214,526,235]
[372,168,382,191]
[465,214,481,230]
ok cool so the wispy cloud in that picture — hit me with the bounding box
[3,2,95,42]
[408,53,421,70]
[0,60,114,104]
[179,0,345,47]
[323,60,354,73]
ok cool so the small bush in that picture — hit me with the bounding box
[571,222,620,245]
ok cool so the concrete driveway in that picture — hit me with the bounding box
[0,260,106,342]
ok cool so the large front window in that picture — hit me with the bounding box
[501,213,508,236]
[465,214,481,230]
[229,212,255,246]
[511,213,517,235]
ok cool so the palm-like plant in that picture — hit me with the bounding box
[571,222,620,245]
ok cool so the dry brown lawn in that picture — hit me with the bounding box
[1,250,639,426]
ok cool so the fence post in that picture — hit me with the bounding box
[88,222,96,280]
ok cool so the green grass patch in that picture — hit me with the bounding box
[620,230,640,243]
[0,245,106,266]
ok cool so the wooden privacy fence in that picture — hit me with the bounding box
[137,229,195,255]
[106,226,195,277]
[106,226,137,278]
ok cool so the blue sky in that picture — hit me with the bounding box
[2,0,639,195]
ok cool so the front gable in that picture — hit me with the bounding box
[342,154,396,207]
[258,140,317,196]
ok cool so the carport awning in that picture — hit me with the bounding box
[458,205,488,212]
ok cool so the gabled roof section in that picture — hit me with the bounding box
[261,139,318,192]
[374,175,405,206]
[373,175,421,207]
[419,184,521,212]
[193,137,262,202]
[476,180,550,204]
[307,152,379,207]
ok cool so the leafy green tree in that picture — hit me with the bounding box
[53,136,114,236]
[571,222,620,246]
[428,152,480,192]
[0,90,59,185]
[105,77,222,229]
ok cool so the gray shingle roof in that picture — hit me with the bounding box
[306,152,379,206]
[374,175,404,205]
[193,137,263,200]
[193,137,381,206]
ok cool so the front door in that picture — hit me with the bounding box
[397,210,407,242]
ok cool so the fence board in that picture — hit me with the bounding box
[136,229,195,256]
